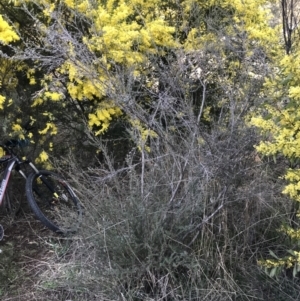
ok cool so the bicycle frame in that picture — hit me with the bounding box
[0,151,40,207]
[0,157,18,206]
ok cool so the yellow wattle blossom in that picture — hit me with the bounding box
[88,102,122,135]
[29,77,36,85]
[31,98,44,107]
[129,118,158,152]
[0,14,19,44]
[39,122,58,135]
[81,0,178,65]
[63,0,75,8]
[39,150,49,162]
[289,86,300,100]
[44,91,64,101]
[36,150,53,168]
[43,3,55,17]
[12,123,22,132]
[0,95,5,110]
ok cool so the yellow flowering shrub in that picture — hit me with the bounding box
[0,0,281,161]
[251,41,300,276]
[17,0,179,144]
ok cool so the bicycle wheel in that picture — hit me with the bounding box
[25,170,82,234]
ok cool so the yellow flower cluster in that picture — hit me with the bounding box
[0,14,19,44]
[258,247,297,273]
[44,91,64,101]
[280,225,300,240]
[130,118,158,152]
[12,120,26,139]
[258,258,289,269]
[38,150,49,162]
[78,0,177,65]
[282,169,300,201]
[39,122,58,136]
[35,150,53,169]
[251,103,300,158]
[88,102,122,135]
[0,95,5,110]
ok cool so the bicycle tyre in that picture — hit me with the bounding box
[25,170,82,234]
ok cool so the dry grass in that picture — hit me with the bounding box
[0,127,296,300]
[24,121,291,301]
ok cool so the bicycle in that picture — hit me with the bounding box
[0,139,82,239]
